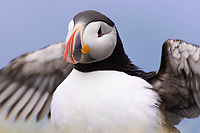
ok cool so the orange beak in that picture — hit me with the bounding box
[63,26,89,64]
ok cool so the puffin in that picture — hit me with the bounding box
[1,10,200,133]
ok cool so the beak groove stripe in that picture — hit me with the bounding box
[63,28,79,63]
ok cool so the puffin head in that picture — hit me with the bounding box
[63,10,117,64]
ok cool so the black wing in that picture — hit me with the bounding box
[149,39,200,125]
[0,41,73,121]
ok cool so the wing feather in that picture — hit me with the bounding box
[6,85,28,119]
[149,39,200,125]
[0,85,26,114]
[26,92,49,121]
[0,41,73,121]
[37,96,52,121]
[0,82,20,105]
[16,90,41,121]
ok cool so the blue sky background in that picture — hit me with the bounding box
[0,0,200,132]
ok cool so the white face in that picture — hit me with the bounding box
[65,20,117,64]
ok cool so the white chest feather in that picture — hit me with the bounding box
[51,69,165,133]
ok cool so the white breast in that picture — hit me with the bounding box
[51,69,165,133]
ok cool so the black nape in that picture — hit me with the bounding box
[74,30,156,81]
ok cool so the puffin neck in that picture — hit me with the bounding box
[74,31,145,77]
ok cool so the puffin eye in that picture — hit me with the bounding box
[97,27,103,37]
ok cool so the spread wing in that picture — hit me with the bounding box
[149,39,200,125]
[0,41,73,121]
